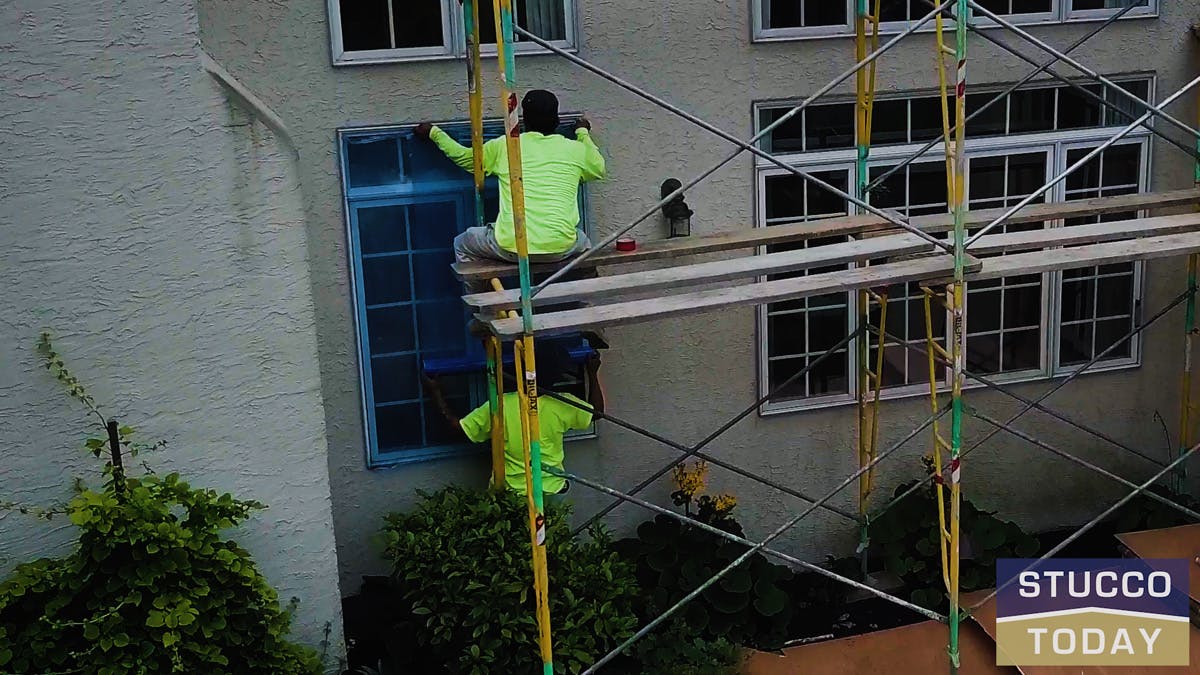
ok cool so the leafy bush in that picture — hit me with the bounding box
[624,617,744,675]
[617,461,795,651]
[859,479,1040,610]
[0,334,321,674]
[380,486,641,674]
[1111,485,1200,534]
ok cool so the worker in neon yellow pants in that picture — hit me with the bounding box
[414,90,606,292]
[423,345,604,504]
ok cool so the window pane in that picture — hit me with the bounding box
[810,351,849,395]
[1071,0,1147,10]
[1057,85,1103,130]
[340,0,392,51]
[410,201,460,250]
[765,175,807,221]
[1060,278,1095,323]
[871,100,909,146]
[358,204,409,254]
[1102,144,1141,186]
[759,108,805,153]
[1009,87,1055,133]
[373,354,420,404]
[765,0,847,27]
[1095,317,1133,359]
[768,358,808,400]
[481,0,568,43]
[417,302,467,359]
[368,306,417,354]
[413,251,459,301]
[1012,0,1052,12]
[768,312,807,357]
[346,138,402,188]
[805,104,855,150]
[967,92,1007,138]
[363,256,412,306]
[1059,321,1093,367]
[1003,329,1041,371]
[376,403,423,451]
[1096,273,1133,318]
[910,96,950,142]
[392,0,445,48]
[1105,80,1150,126]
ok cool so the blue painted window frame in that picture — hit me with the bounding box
[339,119,592,468]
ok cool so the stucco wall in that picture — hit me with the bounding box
[0,0,344,663]
[195,0,1200,593]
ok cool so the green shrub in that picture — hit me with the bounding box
[614,460,794,651]
[0,334,321,674]
[857,479,1040,610]
[0,475,321,674]
[380,486,640,674]
[625,617,744,675]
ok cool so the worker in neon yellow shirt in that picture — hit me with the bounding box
[414,90,606,290]
[423,344,604,499]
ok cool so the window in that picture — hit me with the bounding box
[341,120,592,465]
[1057,141,1146,369]
[753,0,1153,41]
[754,76,1152,411]
[329,0,576,64]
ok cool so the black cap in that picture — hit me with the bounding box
[522,89,559,117]
[521,90,560,133]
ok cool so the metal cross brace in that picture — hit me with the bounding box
[534,0,958,293]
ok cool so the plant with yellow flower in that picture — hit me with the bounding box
[670,460,741,534]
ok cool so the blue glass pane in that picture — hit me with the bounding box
[425,396,468,445]
[358,205,409,255]
[363,256,412,306]
[347,137,401,188]
[404,135,475,185]
[368,306,416,354]
[413,251,459,301]
[375,403,422,451]
[372,354,419,403]
[417,301,466,357]
[410,201,459,250]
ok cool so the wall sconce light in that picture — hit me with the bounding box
[660,178,694,238]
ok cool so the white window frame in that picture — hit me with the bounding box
[751,0,1156,42]
[756,163,858,408]
[1049,137,1150,374]
[754,81,1153,415]
[328,0,577,66]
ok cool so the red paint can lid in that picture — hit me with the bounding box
[616,237,636,252]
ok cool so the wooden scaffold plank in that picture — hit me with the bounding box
[453,189,1200,282]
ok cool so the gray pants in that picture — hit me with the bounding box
[454,226,591,293]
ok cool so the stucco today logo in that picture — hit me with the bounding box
[995,558,1190,666]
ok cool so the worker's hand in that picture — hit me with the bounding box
[574,116,592,133]
[414,122,434,140]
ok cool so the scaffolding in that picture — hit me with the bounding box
[458,0,1200,672]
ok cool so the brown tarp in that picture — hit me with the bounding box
[743,619,1015,675]
[1115,524,1200,604]
[963,590,1200,674]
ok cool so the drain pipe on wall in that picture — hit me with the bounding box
[198,49,298,159]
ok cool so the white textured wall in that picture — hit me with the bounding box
[195,0,1200,594]
[0,0,344,663]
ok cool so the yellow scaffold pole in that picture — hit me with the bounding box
[855,0,884,572]
[490,0,554,671]
[461,0,507,491]
[1177,46,1200,495]
[946,0,969,671]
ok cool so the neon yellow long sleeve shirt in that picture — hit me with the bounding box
[429,126,606,255]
